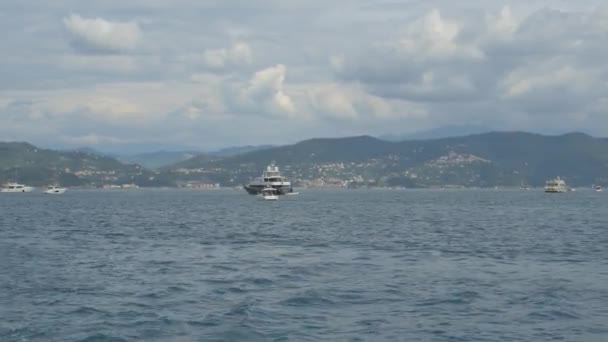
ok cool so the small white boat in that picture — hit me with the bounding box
[44,185,67,194]
[593,185,603,192]
[260,187,279,201]
[1,183,34,193]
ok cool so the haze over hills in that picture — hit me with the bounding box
[2,131,608,188]
[65,145,274,170]
[378,125,494,142]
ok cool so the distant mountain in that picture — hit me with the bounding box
[208,145,275,157]
[0,142,169,187]
[117,151,202,169]
[379,124,494,141]
[168,132,608,188]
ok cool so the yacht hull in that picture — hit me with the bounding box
[1,187,33,193]
[45,189,67,194]
[244,185,292,195]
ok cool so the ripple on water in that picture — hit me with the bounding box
[280,290,336,307]
[75,333,128,342]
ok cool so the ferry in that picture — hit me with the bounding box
[544,177,568,193]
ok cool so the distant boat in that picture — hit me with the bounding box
[1,168,33,193]
[593,185,603,192]
[260,187,279,201]
[44,185,67,194]
[520,182,530,190]
[545,177,567,193]
[1,183,34,193]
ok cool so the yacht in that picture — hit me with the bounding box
[1,183,34,193]
[544,177,568,193]
[44,185,67,194]
[244,162,293,195]
[260,187,279,201]
[593,185,603,192]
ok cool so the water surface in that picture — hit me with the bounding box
[1,189,607,341]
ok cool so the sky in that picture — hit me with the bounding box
[1,0,608,153]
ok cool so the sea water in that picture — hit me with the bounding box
[1,189,607,341]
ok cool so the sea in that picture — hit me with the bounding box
[1,188,607,341]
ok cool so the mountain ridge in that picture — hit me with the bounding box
[2,131,608,187]
[168,131,608,187]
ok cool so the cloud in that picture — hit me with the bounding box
[227,64,297,118]
[4,1,608,149]
[202,42,253,69]
[335,6,608,131]
[394,9,484,62]
[307,83,398,121]
[63,14,142,53]
[60,54,139,73]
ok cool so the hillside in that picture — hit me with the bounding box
[0,142,164,187]
[168,132,608,187]
[4,132,608,188]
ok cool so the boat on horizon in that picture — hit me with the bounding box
[44,185,67,194]
[593,185,603,192]
[544,177,568,193]
[244,162,294,196]
[1,182,34,193]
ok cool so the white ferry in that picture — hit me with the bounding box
[544,177,568,193]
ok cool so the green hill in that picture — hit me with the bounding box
[168,132,608,187]
[0,142,160,187]
[4,132,608,188]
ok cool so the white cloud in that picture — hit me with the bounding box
[63,14,142,53]
[202,42,253,68]
[230,64,297,118]
[307,83,392,121]
[393,9,484,62]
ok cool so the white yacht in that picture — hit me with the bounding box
[544,177,568,193]
[593,185,603,192]
[44,185,67,194]
[244,162,293,195]
[1,183,34,193]
[260,187,279,201]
